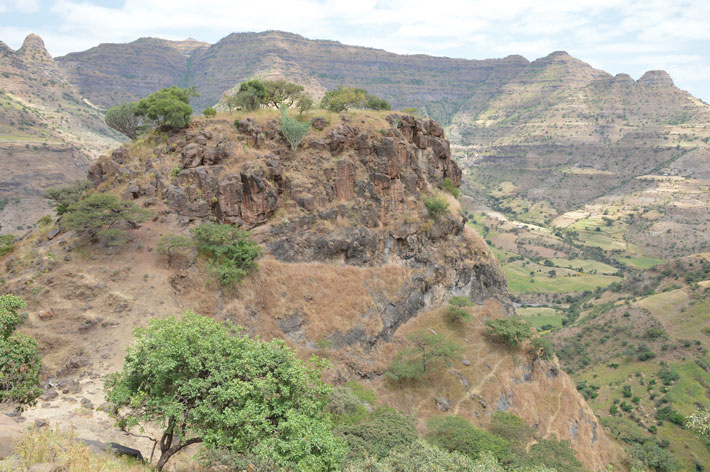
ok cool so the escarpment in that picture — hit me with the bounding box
[4,113,622,470]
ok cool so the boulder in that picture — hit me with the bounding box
[311,116,328,131]
[0,414,23,460]
[434,397,450,412]
[38,308,54,320]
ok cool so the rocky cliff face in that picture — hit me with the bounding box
[61,113,623,468]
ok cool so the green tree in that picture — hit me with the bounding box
[280,107,311,151]
[365,94,391,111]
[446,296,473,325]
[489,412,535,457]
[337,407,417,461]
[105,102,144,139]
[386,330,463,381]
[156,234,193,267]
[425,416,510,461]
[525,439,583,471]
[296,94,314,117]
[264,79,305,108]
[321,87,367,112]
[530,337,555,360]
[105,312,345,471]
[43,179,90,215]
[221,92,239,114]
[424,195,449,221]
[134,86,198,131]
[234,79,268,111]
[630,441,680,472]
[62,192,152,242]
[203,107,217,118]
[485,318,533,346]
[191,223,261,286]
[0,295,41,408]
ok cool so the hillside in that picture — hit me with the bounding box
[0,34,122,233]
[0,112,624,470]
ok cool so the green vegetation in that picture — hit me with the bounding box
[62,192,151,243]
[445,296,474,325]
[280,106,311,151]
[156,234,193,267]
[530,337,555,360]
[105,102,143,139]
[134,86,198,131]
[425,415,509,461]
[386,330,462,381]
[424,195,449,220]
[0,295,41,408]
[440,177,460,198]
[43,179,90,215]
[0,234,14,256]
[105,311,345,471]
[320,87,390,112]
[225,79,313,113]
[338,407,417,460]
[485,318,533,346]
[190,223,261,286]
[202,106,217,118]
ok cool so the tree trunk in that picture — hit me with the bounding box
[156,437,202,470]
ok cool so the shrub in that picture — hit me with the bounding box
[657,367,679,385]
[105,312,345,470]
[530,337,555,360]
[357,440,485,472]
[656,406,684,425]
[203,107,217,118]
[135,86,198,131]
[233,79,267,111]
[445,296,473,325]
[105,102,144,139]
[337,407,417,460]
[386,330,462,382]
[296,95,314,116]
[156,234,193,266]
[0,295,41,408]
[280,107,311,151]
[43,179,90,215]
[425,415,510,461]
[321,87,366,112]
[630,441,680,472]
[485,318,533,346]
[0,234,14,256]
[489,412,535,455]
[365,94,391,111]
[424,195,449,220]
[525,439,583,471]
[440,178,460,198]
[62,193,151,243]
[190,223,261,286]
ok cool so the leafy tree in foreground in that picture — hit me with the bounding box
[234,79,267,111]
[43,179,90,215]
[105,102,143,139]
[191,223,261,286]
[280,106,311,151]
[134,86,198,131]
[386,330,462,381]
[485,318,533,346]
[156,234,193,267]
[105,312,345,471]
[264,79,305,108]
[0,295,41,408]
[62,192,152,242]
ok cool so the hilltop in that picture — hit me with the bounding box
[0,110,624,470]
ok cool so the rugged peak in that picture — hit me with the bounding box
[547,50,573,59]
[612,73,635,86]
[637,70,674,88]
[18,33,53,60]
[0,40,13,54]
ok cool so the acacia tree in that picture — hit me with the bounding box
[263,79,304,108]
[0,295,41,408]
[62,192,152,243]
[105,102,143,139]
[386,330,462,381]
[156,234,193,267]
[484,319,533,346]
[105,312,345,470]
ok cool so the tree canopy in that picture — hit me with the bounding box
[62,192,152,241]
[0,295,41,408]
[320,87,390,112]
[134,86,198,131]
[43,179,90,215]
[105,312,345,470]
[386,330,462,381]
[105,102,144,139]
[485,318,533,346]
[191,223,261,286]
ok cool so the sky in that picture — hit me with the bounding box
[1,0,709,102]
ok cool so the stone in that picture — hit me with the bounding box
[39,388,58,401]
[80,398,94,409]
[0,415,23,459]
[47,228,60,240]
[434,397,450,412]
[311,116,328,130]
[34,418,48,428]
[181,142,204,168]
[38,308,54,320]
[461,358,471,366]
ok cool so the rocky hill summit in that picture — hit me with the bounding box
[2,111,623,469]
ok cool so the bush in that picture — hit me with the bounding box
[485,318,533,346]
[0,234,14,256]
[191,223,261,286]
[280,107,311,151]
[105,102,144,139]
[105,312,345,471]
[156,234,193,266]
[489,412,535,455]
[337,407,417,460]
[347,440,486,472]
[320,87,389,112]
[134,86,198,131]
[530,337,555,360]
[386,330,463,381]
[656,406,684,425]
[424,195,449,220]
[445,296,473,325]
[296,95,314,116]
[43,179,90,215]
[203,107,217,118]
[425,416,510,461]
[525,439,583,471]
[62,193,151,242]
[657,367,679,385]
[233,79,267,111]
[630,441,680,472]
[365,94,391,110]
[440,178,460,198]
[0,295,41,408]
